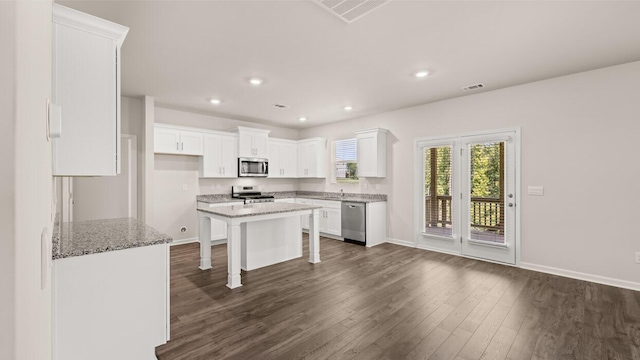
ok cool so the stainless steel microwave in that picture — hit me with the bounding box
[238,157,268,177]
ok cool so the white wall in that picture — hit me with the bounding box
[151,106,301,241]
[0,2,17,357]
[1,1,54,359]
[300,61,640,287]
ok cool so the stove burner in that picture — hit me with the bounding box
[231,185,274,204]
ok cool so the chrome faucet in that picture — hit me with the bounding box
[340,189,344,197]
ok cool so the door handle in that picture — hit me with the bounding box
[508,203,514,207]
[348,205,356,208]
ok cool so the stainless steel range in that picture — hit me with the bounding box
[231,185,275,204]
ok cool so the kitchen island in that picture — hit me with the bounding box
[197,202,322,289]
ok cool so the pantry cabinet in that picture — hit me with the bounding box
[52,4,129,176]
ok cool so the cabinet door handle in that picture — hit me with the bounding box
[181,142,184,151]
[176,142,179,151]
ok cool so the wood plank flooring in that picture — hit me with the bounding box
[156,235,640,360]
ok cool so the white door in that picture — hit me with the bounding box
[73,135,137,222]
[460,134,516,264]
[417,130,518,265]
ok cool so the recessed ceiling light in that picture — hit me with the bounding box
[249,78,263,86]
[298,117,307,122]
[344,106,353,111]
[209,98,222,105]
[414,70,429,78]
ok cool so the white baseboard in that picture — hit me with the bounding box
[386,237,640,292]
[170,237,227,247]
[386,237,414,248]
[520,262,640,292]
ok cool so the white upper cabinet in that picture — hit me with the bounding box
[52,5,128,176]
[199,132,238,178]
[355,128,388,178]
[234,127,270,158]
[267,138,297,178]
[154,124,203,156]
[297,138,327,178]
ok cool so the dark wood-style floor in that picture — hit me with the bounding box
[156,235,640,360]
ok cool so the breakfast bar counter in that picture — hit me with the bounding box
[197,202,322,289]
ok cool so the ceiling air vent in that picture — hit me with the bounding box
[462,83,485,92]
[314,0,392,24]
[272,103,290,109]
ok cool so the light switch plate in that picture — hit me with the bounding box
[528,186,544,196]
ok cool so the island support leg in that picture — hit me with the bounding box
[226,223,242,289]
[198,212,212,270]
[308,209,321,264]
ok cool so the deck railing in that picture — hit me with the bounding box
[425,195,504,233]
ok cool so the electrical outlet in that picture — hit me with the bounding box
[182,184,188,191]
[635,252,640,264]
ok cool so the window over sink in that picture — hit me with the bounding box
[334,138,358,183]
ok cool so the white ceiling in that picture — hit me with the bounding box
[60,0,640,129]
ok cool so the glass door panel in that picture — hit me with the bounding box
[423,145,454,238]
[468,142,505,244]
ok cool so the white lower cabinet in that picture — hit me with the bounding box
[296,198,341,236]
[313,200,341,236]
[53,244,169,360]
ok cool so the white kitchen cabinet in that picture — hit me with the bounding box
[297,138,327,178]
[154,124,204,156]
[268,138,298,178]
[313,199,342,236]
[296,198,313,230]
[200,133,238,178]
[234,126,270,158]
[355,128,388,178]
[52,5,128,176]
[53,244,169,360]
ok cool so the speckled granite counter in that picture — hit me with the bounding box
[196,194,244,204]
[288,191,387,203]
[52,217,172,260]
[198,202,322,218]
[197,191,386,204]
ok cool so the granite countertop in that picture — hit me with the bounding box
[197,191,386,204]
[196,194,244,204]
[52,217,172,260]
[198,202,323,218]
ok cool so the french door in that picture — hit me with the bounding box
[417,130,518,265]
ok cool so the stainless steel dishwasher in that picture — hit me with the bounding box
[341,202,366,245]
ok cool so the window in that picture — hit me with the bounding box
[423,145,453,237]
[335,138,358,183]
